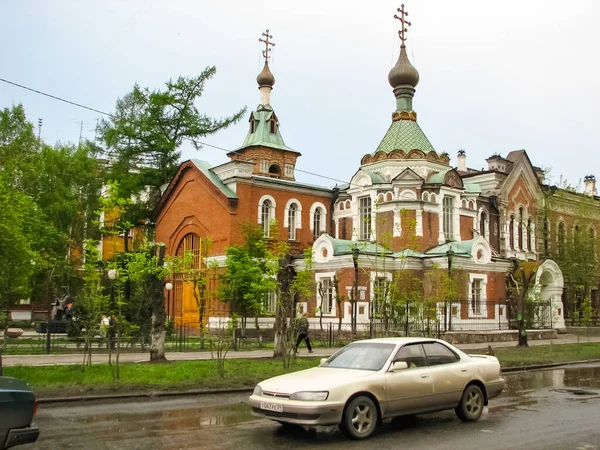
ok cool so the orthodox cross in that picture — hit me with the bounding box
[259,29,275,62]
[393,4,411,44]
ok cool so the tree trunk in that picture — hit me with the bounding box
[273,254,293,358]
[150,244,167,362]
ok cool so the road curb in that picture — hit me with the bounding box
[37,358,600,404]
[37,387,253,404]
[501,358,600,373]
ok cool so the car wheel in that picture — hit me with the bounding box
[455,384,484,422]
[339,395,378,440]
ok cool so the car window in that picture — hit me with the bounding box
[423,342,459,366]
[393,344,427,368]
[322,343,396,371]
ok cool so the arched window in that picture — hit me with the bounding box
[175,233,205,270]
[558,222,565,255]
[359,196,372,241]
[574,224,581,248]
[480,211,487,239]
[527,217,533,252]
[313,207,323,241]
[288,203,297,240]
[518,207,524,250]
[269,116,278,134]
[543,218,550,256]
[509,215,515,250]
[268,164,281,177]
[261,200,273,237]
[386,192,393,202]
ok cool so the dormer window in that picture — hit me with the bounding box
[249,117,257,134]
[269,117,278,134]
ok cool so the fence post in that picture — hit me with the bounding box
[45,322,51,354]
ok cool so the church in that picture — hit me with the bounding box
[154,8,600,334]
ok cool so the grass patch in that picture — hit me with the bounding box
[492,342,600,368]
[4,357,322,398]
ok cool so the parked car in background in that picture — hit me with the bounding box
[0,376,39,449]
[249,337,505,440]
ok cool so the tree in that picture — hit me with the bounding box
[126,244,169,361]
[507,259,537,347]
[70,241,108,365]
[99,68,246,219]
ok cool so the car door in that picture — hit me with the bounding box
[384,343,433,417]
[422,342,466,408]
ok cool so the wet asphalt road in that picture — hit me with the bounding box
[21,364,600,450]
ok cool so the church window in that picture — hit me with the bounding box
[558,222,565,255]
[527,217,533,252]
[317,278,334,314]
[288,203,297,240]
[261,200,273,238]
[386,192,393,202]
[268,164,281,177]
[574,224,581,247]
[480,211,487,239]
[358,196,372,241]
[543,218,550,256]
[443,196,454,242]
[518,207,524,250]
[313,207,323,241]
[175,233,206,270]
[269,117,277,134]
[509,215,515,250]
[249,118,257,133]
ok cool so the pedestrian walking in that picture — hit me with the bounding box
[294,313,313,353]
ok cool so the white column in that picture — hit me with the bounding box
[334,219,339,239]
[513,219,519,251]
[530,222,536,254]
[415,209,423,237]
[393,210,401,237]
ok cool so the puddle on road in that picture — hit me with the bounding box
[503,365,600,397]
[73,401,255,435]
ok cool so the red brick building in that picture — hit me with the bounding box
[155,15,599,332]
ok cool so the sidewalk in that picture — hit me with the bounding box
[3,334,600,367]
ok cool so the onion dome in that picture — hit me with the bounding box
[388,45,420,89]
[257,62,275,88]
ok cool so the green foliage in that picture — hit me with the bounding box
[220,223,277,320]
[99,67,246,218]
[70,241,108,365]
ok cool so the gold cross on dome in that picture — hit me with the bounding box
[259,29,275,62]
[394,4,412,44]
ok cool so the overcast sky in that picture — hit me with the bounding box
[1,0,598,191]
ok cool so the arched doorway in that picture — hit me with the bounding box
[533,259,566,331]
[172,233,207,328]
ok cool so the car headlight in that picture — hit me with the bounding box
[253,385,263,396]
[289,391,329,401]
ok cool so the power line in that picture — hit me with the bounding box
[0,76,353,187]
[0,77,114,118]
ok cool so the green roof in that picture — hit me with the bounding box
[425,239,476,256]
[237,106,297,153]
[190,160,238,199]
[323,235,393,256]
[373,119,436,155]
[427,168,451,184]
[464,183,482,193]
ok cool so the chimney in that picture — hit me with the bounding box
[457,149,467,172]
[584,175,596,197]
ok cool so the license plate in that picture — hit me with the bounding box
[260,401,283,413]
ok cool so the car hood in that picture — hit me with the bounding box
[258,367,375,394]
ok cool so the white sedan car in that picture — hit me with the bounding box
[249,337,505,439]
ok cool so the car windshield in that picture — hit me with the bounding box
[321,343,396,371]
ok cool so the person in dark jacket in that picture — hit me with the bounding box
[294,313,313,353]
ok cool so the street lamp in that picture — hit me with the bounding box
[107,269,118,350]
[351,246,359,338]
[165,282,174,321]
[446,247,454,332]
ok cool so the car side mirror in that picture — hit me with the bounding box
[320,358,328,365]
[389,361,408,372]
